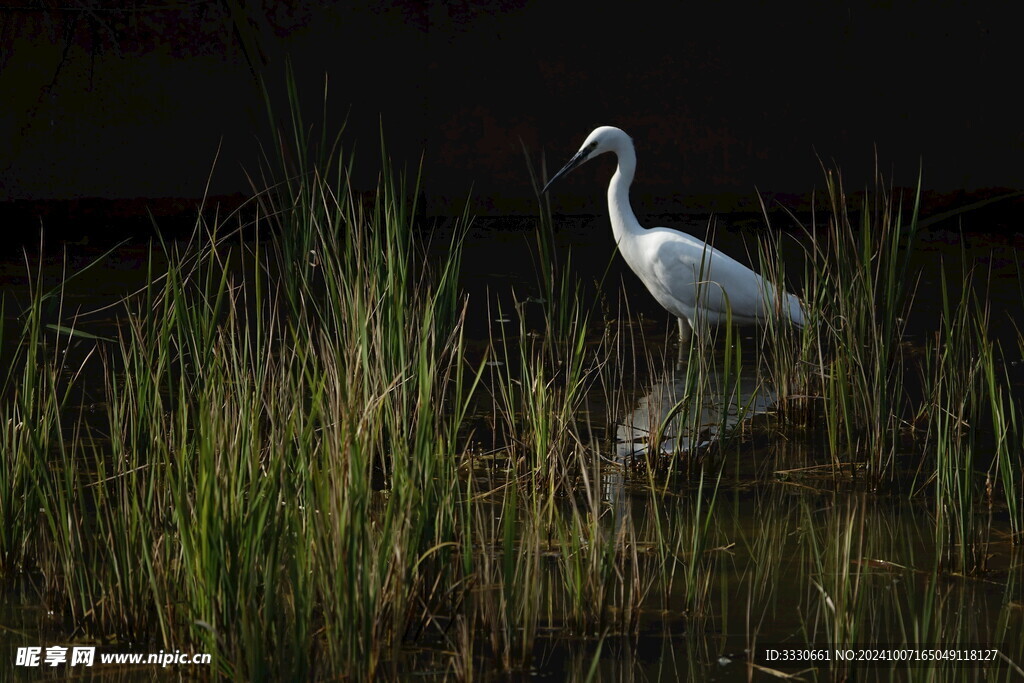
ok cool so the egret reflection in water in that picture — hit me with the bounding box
[600,350,778,532]
[614,354,777,459]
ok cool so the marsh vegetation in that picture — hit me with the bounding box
[2,87,1022,681]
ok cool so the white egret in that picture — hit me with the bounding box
[542,126,804,341]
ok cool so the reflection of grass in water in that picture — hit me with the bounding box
[733,488,1024,677]
[1,79,1023,679]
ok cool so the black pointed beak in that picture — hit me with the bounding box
[541,147,591,194]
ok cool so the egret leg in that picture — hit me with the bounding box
[676,317,692,362]
[677,317,692,343]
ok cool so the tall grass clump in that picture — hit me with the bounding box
[761,165,921,482]
[0,264,56,577]
[465,157,607,663]
[918,268,1023,568]
[223,72,477,678]
[1,251,107,586]
[484,151,598,481]
[983,338,1022,542]
[0,72,481,680]
[757,164,1024,567]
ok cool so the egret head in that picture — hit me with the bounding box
[541,126,630,194]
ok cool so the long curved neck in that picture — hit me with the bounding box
[607,143,642,244]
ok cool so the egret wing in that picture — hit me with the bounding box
[646,229,769,326]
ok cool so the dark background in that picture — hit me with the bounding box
[1,0,1022,233]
